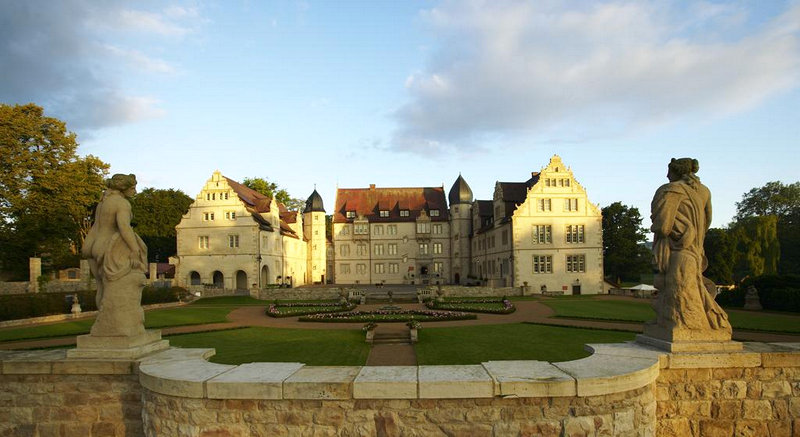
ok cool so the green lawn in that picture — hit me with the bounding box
[543,297,800,333]
[414,323,635,365]
[167,327,370,366]
[0,306,234,343]
[542,298,655,322]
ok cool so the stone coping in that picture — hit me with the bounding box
[3,342,798,401]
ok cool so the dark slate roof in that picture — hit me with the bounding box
[303,189,325,213]
[333,186,449,223]
[448,174,473,205]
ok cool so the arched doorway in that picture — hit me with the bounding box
[190,271,201,285]
[212,271,224,288]
[260,265,270,288]
[236,270,247,290]
[454,273,460,284]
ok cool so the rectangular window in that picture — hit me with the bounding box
[419,243,429,255]
[400,210,409,217]
[374,263,385,274]
[566,225,585,243]
[374,244,384,255]
[433,242,442,254]
[429,209,440,217]
[532,225,552,244]
[198,236,209,249]
[416,222,430,234]
[566,254,586,273]
[341,226,350,235]
[433,262,443,272]
[387,225,397,235]
[228,235,239,248]
[564,198,579,212]
[563,178,571,187]
[225,211,236,220]
[340,264,351,274]
[339,244,350,256]
[379,210,389,217]
[432,224,442,234]
[537,199,552,212]
[357,244,367,256]
[355,223,369,234]
[388,243,397,255]
[356,264,366,274]
[389,263,399,273]
[533,255,553,274]
[502,230,509,245]
[373,225,384,235]
[346,211,356,219]
[203,212,215,221]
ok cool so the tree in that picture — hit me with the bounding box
[730,216,780,278]
[735,181,800,274]
[0,103,109,278]
[601,202,652,283]
[242,177,303,211]
[130,188,193,263]
[704,228,737,285]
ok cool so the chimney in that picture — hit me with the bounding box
[369,184,376,190]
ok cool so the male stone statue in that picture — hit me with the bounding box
[639,158,738,351]
[68,174,167,358]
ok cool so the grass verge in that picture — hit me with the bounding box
[415,323,635,364]
[167,327,369,366]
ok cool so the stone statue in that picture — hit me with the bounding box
[643,158,732,345]
[81,174,148,338]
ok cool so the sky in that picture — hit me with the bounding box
[1,0,798,230]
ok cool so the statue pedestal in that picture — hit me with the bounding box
[637,323,742,353]
[66,330,169,359]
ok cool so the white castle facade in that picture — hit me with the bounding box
[174,155,604,294]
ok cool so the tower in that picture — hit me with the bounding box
[448,174,473,284]
[302,189,327,284]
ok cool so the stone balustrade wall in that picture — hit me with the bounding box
[1,343,798,436]
[423,285,522,298]
[253,287,344,301]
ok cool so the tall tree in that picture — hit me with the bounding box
[704,228,738,285]
[130,188,193,263]
[0,103,108,278]
[601,202,652,283]
[735,181,800,274]
[242,177,303,211]
[730,216,780,278]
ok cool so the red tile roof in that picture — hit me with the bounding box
[225,177,272,213]
[334,186,449,223]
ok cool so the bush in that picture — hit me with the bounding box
[715,288,745,308]
[141,286,187,305]
[717,275,800,312]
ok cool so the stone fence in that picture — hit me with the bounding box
[252,286,344,301]
[1,341,797,436]
[420,285,522,298]
[0,281,29,295]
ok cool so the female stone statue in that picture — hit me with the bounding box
[649,158,731,338]
[81,174,147,337]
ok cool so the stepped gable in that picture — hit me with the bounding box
[333,185,449,223]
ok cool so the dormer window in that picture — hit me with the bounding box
[346,211,356,219]
[379,210,389,217]
[429,209,440,217]
[400,210,410,217]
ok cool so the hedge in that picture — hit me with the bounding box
[0,286,188,322]
[715,274,800,313]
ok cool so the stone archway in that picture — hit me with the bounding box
[236,270,248,290]
[212,271,224,288]
[260,265,270,288]
[190,271,201,285]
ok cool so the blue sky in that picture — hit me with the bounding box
[1,0,798,229]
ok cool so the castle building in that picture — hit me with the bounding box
[173,171,326,290]
[331,155,604,293]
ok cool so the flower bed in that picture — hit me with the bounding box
[427,299,515,314]
[299,309,476,323]
[266,302,356,318]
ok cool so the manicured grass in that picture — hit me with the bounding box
[542,298,655,323]
[414,323,635,365]
[167,327,370,366]
[726,310,800,334]
[430,302,515,314]
[267,304,355,317]
[189,296,266,306]
[0,306,234,343]
[544,297,800,333]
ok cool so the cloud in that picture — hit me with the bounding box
[392,0,800,153]
[0,1,201,131]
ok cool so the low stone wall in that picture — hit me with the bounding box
[253,287,342,301]
[0,301,187,329]
[423,285,522,298]
[0,281,30,295]
[1,342,798,436]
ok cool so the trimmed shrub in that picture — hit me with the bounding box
[715,288,745,308]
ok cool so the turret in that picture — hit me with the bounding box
[448,174,473,284]
[303,189,327,284]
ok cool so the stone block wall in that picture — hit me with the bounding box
[656,364,799,436]
[423,285,522,298]
[253,287,341,301]
[141,386,654,436]
[0,282,30,295]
